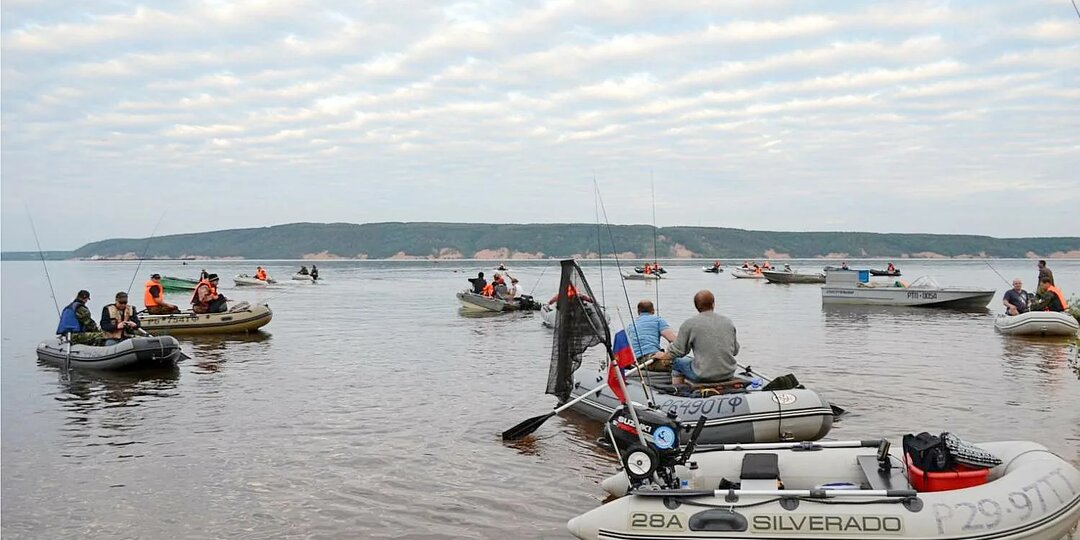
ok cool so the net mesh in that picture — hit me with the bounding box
[545,259,611,402]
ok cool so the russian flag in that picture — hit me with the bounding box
[607,330,636,403]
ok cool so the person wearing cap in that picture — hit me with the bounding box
[100,291,141,345]
[144,274,180,314]
[191,273,228,314]
[57,290,103,345]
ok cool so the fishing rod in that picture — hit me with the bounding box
[25,205,61,317]
[594,181,647,363]
[983,260,1013,287]
[594,175,606,307]
[527,266,549,296]
[650,171,660,315]
[126,211,168,296]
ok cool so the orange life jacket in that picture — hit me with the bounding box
[190,278,218,306]
[144,279,164,307]
[255,269,267,281]
[102,304,134,340]
[481,283,494,297]
[1043,285,1068,311]
[567,284,578,299]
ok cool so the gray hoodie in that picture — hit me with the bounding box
[667,311,739,381]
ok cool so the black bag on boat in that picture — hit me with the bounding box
[903,432,953,472]
[761,373,801,391]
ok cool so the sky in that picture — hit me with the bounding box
[2,0,1078,250]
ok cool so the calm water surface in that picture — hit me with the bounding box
[2,259,1078,539]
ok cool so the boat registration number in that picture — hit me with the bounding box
[906,291,938,300]
[629,512,686,530]
[931,468,1076,534]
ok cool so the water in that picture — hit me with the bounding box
[2,259,1078,539]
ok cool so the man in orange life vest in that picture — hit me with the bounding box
[144,274,181,314]
[100,291,141,345]
[255,266,268,281]
[191,274,229,314]
[1030,276,1068,313]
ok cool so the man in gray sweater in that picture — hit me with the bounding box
[653,290,739,384]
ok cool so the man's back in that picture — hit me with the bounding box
[1039,266,1054,286]
[626,313,669,357]
[669,311,739,382]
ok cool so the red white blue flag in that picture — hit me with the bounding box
[607,330,636,403]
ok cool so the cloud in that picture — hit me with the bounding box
[2,0,1078,250]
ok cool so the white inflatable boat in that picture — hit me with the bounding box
[994,311,1078,337]
[571,439,1080,540]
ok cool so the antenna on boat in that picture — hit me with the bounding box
[25,204,61,317]
[126,211,168,296]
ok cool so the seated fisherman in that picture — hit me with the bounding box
[653,290,739,385]
[1002,278,1030,316]
[100,291,141,345]
[144,274,181,314]
[625,300,679,371]
[57,290,102,345]
[192,274,228,314]
[1030,277,1068,313]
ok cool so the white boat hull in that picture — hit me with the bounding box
[456,291,511,312]
[571,440,1080,540]
[822,286,994,308]
[731,269,765,279]
[291,273,315,282]
[624,272,661,281]
[234,275,275,286]
[995,312,1078,336]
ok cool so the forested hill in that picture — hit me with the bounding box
[3,222,1079,260]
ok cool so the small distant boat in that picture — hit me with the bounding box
[871,268,902,277]
[995,311,1078,337]
[633,266,667,274]
[291,273,315,282]
[702,266,723,274]
[160,276,199,291]
[623,272,661,281]
[731,268,765,279]
[822,272,994,308]
[822,265,855,272]
[36,335,182,370]
[234,274,276,286]
[139,302,273,335]
[457,291,514,312]
[763,269,826,284]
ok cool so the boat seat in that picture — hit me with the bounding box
[740,453,781,490]
[857,455,910,491]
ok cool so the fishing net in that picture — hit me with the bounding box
[545,259,611,402]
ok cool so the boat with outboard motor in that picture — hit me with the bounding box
[762,269,826,284]
[995,311,1078,337]
[871,267,902,277]
[36,335,182,370]
[731,268,765,279]
[457,291,543,313]
[569,435,1080,540]
[138,301,272,335]
[635,266,667,275]
[542,259,835,446]
[702,266,723,274]
[234,274,276,286]
[822,271,994,309]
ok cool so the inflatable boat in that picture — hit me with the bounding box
[763,270,826,284]
[139,302,273,335]
[731,269,765,279]
[571,439,1080,540]
[567,368,834,445]
[36,335,182,370]
[994,312,1078,337]
[234,274,275,286]
[624,272,662,281]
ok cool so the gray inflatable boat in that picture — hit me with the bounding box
[36,335,183,370]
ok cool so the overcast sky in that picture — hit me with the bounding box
[2,1,1078,250]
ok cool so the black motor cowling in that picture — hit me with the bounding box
[608,405,686,489]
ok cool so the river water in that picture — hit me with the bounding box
[2,259,1077,539]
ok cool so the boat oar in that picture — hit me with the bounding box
[737,362,846,416]
[135,327,192,361]
[502,358,655,441]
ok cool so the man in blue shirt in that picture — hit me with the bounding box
[625,300,679,371]
[1002,278,1029,316]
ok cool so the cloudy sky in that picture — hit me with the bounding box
[2,0,1078,250]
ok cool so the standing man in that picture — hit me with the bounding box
[1037,260,1054,286]
[468,272,487,294]
[57,290,102,345]
[100,292,141,345]
[625,300,679,372]
[144,274,181,314]
[1002,279,1030,316]
[653,290,739,385]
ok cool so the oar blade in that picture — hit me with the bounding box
[502,412,556,441]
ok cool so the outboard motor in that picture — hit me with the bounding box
[608,406,706,490]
